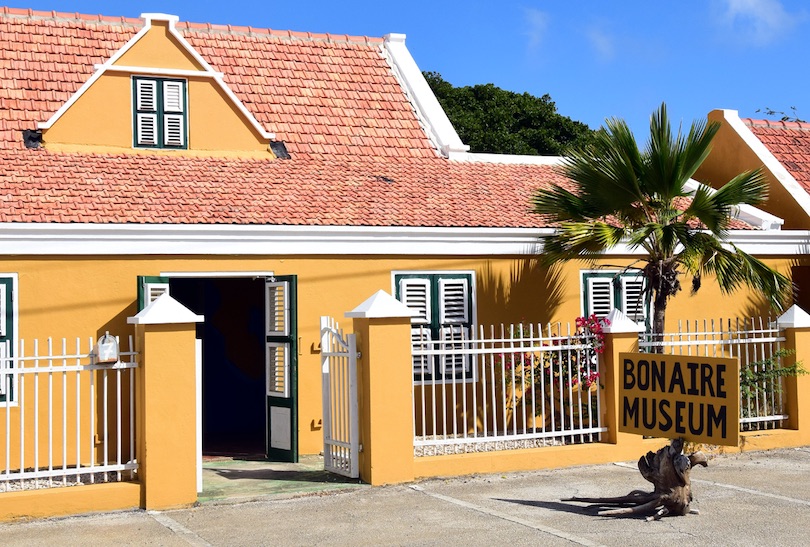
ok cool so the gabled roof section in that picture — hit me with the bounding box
[742,117,810,194]
[705,109,810,227]
[37,12,274,141]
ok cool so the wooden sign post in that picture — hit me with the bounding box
[619,352,740,446]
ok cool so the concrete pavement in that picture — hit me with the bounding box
[1,446,809,546]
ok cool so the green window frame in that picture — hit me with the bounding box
[133,77,187,149]
[582,270,649,327]
[0,275,17,403]
[394,272,474,383]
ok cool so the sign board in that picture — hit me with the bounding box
[619,352,740,446]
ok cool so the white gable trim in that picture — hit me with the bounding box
[719,109,810,221]
[382,33,469,160]
[38,13,274,140]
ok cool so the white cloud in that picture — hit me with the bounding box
[716,0,798,45]
[586,27,615,61]
[524,8,549,50]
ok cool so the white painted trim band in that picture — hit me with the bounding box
[0,223,804,257]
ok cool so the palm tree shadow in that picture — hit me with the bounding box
[495,497,599,516]
[477,259,565,325]
[495,497,643,519]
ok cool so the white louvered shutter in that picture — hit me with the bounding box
[0,341,8,396]
[399,278,431,325]
[136,80,157,111]
[438,278,470,376]
[145,282,170,304]
[162,81,184,112]
[266,343,289,397]
[0,284,6,337]
[621,276,646,323]
[136,114,158,146]
[411,326,433,377]
[438,278,469,325]
[587,276,614,318]
[266,281,289,337]
[163,115,185,147]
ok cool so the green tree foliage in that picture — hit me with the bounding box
[532,103,793,336]
[423,72,594,155]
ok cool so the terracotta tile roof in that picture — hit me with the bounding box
[742,118,810,194]
[0,8,757,230]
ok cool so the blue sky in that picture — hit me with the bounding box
[9,0,810,140]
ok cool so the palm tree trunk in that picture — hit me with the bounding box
[652,290,668,353]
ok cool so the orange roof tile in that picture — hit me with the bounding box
[743,118,810,194]
[0,9,756,231]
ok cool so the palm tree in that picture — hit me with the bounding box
[532,103,792,336]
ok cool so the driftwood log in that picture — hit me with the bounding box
[563,438,708,520]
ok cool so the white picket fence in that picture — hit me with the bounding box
[0,336,138,492]
[412,323,605,456]
[638,317,787,431]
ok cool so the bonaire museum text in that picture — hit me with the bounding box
[619,353,740,446]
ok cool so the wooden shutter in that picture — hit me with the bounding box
[0,341,8,396]
[621,276,646,322]
[438,278,469,324]
[411,326,433,376]
[136,114,158,146]
[266,281,289,337]
[266,343,289,397]
[163,114,185,147]
[586,276,614,318]
[162,81,184,112]
[0,284,6,337]
[438,278,470,376]
[399,278,431,325]
[135,79,157,111]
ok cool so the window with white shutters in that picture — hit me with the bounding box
[395,272,474,382]
[582,271,649,328]
[133,77,187,149]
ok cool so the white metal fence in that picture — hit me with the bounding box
[0,336,138,492]
[412,323,605,456]
[638,317,787,431]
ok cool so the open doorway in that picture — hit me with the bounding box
[170,277,266,457]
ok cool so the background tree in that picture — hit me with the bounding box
[532,103,793,336]
[424,72,594,155]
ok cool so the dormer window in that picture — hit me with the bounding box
[133,77,187,149]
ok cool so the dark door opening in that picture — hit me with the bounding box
[170,277,266,457]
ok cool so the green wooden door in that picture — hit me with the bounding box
[265,276,298,462]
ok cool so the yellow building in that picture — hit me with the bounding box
[0,9,807,518]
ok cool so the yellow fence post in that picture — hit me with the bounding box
[347,290,416,486]
[777,305,810,444]
[128,294,204,510]
[601,309,645,450]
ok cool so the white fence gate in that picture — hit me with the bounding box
[320,317,359,478]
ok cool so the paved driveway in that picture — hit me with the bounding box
[1,447,808,546]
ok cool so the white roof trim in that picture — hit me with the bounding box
[38,13,274,140]
[683,178,784,230]
[382,33,469,160]
[720,109,810,221]
[0,223,804,257]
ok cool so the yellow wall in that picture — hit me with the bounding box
[41,20,271,155]
[0,253,798,456]
[696,110,810,229]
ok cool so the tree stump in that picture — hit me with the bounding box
[562,438,708,520]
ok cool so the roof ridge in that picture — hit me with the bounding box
[0,6,383,45]
[176,21,382,45]
[0,6,142,26]
[742,117,810,131]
